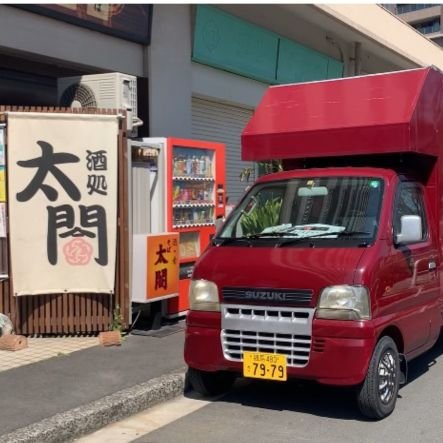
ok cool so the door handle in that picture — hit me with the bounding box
[428,260,437,271]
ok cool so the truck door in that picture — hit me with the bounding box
[381,182,439,354]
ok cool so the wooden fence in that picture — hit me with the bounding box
[0,106,129,335]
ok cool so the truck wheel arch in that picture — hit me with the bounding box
[378,326,404,354]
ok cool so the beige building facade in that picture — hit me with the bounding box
[386,4,443,45]
[0,4,443,201]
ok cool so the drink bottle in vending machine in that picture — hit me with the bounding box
[167,138,225,318]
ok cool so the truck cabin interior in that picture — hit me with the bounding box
[241,66,443,187]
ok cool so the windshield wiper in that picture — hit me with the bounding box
[214,232,300,246]
[337,230,371,237]
[247,232,300,238]
[213,236,253,246]
[277,230,372,247]
[215,230,372,247]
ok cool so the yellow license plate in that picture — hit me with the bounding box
[243,351,287,381]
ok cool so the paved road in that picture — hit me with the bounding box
[0,331,185,436]
[83,335,443,443]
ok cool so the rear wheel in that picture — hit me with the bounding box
[357,336,400,420]
[187,367,236,396]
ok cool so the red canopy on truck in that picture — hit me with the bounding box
[242,67,443,161]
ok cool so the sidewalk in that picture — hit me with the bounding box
[0,326,186,442]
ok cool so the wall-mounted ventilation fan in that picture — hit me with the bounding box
[57,73,142,136]
[59,83,97,108]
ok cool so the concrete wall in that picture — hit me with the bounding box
[316,4,443,70]
[397,5,441,25]
[145,3,440,139]
[218,4,350,74]
[3,3,441,137]
[147,5,193,138]
[0,5,144,75]
[192,63,267,109]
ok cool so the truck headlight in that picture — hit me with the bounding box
[316,285,370,320]
[189,279,220,312]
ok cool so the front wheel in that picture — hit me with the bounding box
[357,336,400,420]
[187,367,236,396]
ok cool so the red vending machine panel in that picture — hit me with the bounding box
[165,138,225,317]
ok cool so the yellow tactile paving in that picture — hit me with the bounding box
[0,337,98,372]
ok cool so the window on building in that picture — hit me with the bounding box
[413,18,441,34]
[397,4,436,14]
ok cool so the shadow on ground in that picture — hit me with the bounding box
[186,377,363,421]
[185,334,443,421]
[405,333,443,384]
[222,378,363,420]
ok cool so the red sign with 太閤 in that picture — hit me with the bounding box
[147,233,179,300]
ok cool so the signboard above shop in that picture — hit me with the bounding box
[16,4,153,44]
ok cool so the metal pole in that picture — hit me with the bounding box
[354,42,362,76]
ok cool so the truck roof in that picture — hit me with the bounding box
[242,67,441,161]
[255,166,398,184]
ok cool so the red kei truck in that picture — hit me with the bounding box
[184,67,443,419]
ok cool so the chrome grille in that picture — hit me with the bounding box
[223,287,313,305]
[222,329,311,367]
[224,306,310,323]
[221,304,314,368]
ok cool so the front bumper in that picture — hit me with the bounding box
[184,311,376,386]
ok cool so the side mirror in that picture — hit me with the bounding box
[395,215,422,245]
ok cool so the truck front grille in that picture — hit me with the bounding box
[221,304,314,368]
[222,287,313,306]
[222,329,311,367]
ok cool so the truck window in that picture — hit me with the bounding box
[235,186,285,237]
[219,177,384,246]
[393,183,428,242]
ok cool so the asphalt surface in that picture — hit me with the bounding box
[133,335,443,443]
[0,329,185,436]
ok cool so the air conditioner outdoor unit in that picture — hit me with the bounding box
[57,72,142,136]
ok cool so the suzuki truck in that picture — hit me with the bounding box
[184,67,443,419]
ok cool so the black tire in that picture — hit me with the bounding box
[357,336,400,420]
[187,367,236,396]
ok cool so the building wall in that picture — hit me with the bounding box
[1,3,443,199]
[396,5,441,25]
[145,3,443,202]
[319,4,443,66]
[217,4,349,74]
[147,5,192,138]
[389,4,443,43]
[0,4,440,137]
[0,5,144,75]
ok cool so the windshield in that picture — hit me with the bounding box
[218,176,384,247]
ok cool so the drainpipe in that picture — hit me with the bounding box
[354,42,362,76]
[326,35,346,77]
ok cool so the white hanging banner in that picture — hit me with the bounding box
[0,203,6,238]
[7,112,119,296]
[0,125,5,166]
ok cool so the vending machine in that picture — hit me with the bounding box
[130,137,226,318]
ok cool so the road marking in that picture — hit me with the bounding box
[76,395,213,443]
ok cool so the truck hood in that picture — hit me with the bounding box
[193,246,366,307]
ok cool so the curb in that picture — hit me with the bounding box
[2,370,186,443]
